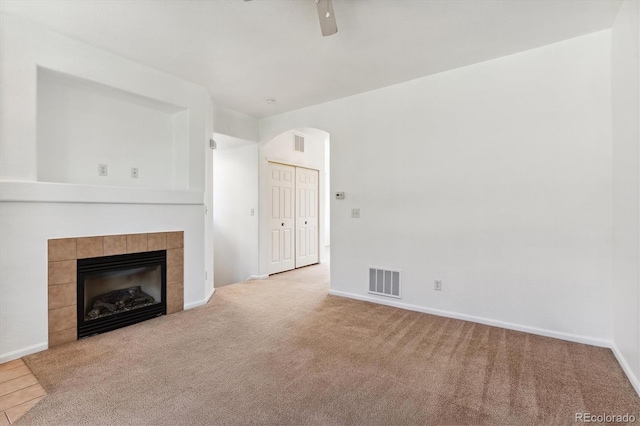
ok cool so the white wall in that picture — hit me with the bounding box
[213,139,259,286]
[612,0,640,393]
[260,31,613,344]
[0,15,208,190]
[258,129,330,275]
[212,104,259,143]
[37,70,187,190]
[0,14,213,361]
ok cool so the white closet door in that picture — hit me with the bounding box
[268,163,295,274]
[295,167,319,268]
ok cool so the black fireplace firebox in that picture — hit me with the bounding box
[77,250,167,339]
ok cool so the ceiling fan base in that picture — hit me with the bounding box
[316,0,338,37]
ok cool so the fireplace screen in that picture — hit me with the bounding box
[77,250,166,338]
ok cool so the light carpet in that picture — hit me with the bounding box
[19,263,640,425]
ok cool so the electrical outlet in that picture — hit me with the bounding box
[351,208,360,218]
[250,208,255,216]
[434,280,442,291]
[131,167,139,178]
[98,164,108,177]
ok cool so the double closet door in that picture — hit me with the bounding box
[268,162,319,275]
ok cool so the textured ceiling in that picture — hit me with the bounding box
[0,0,623,118]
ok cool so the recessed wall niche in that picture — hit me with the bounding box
[37,67,189,190]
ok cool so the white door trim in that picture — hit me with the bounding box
[265,157,319,171]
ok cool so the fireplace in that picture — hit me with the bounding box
[48,232,183,347]
[77,250,167,338]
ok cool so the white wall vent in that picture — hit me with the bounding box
[368,267,401,298]
[294,134,305,152]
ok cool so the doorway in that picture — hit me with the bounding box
[268,162,319,275]
[259,128,330,277]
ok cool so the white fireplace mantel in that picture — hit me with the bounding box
[0,181,203,205]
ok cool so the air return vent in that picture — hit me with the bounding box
[294,134,305,152]
[369,267,401,298]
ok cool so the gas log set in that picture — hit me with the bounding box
[86,286,156,320]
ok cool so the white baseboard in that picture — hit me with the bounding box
[328,290,611,348]
[205,286,216,303]
[610,342,640,397]
[184,287,216,310]
[248,274,268,280]
[0,342,48,364]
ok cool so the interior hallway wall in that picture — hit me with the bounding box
[213,139,259,286]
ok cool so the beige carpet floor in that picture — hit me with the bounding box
[19,263,640,425]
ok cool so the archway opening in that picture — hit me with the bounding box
[258,128,331,276]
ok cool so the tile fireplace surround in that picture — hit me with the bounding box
[47,231,184,348]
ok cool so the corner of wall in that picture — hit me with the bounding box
[611,0,640,397]
[611,342,640,397]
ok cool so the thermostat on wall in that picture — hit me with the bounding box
[335,192,345,199]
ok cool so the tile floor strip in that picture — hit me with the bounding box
[0,359,46,424]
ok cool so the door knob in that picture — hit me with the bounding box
[305,221,307,225]
[281,223,284,226]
